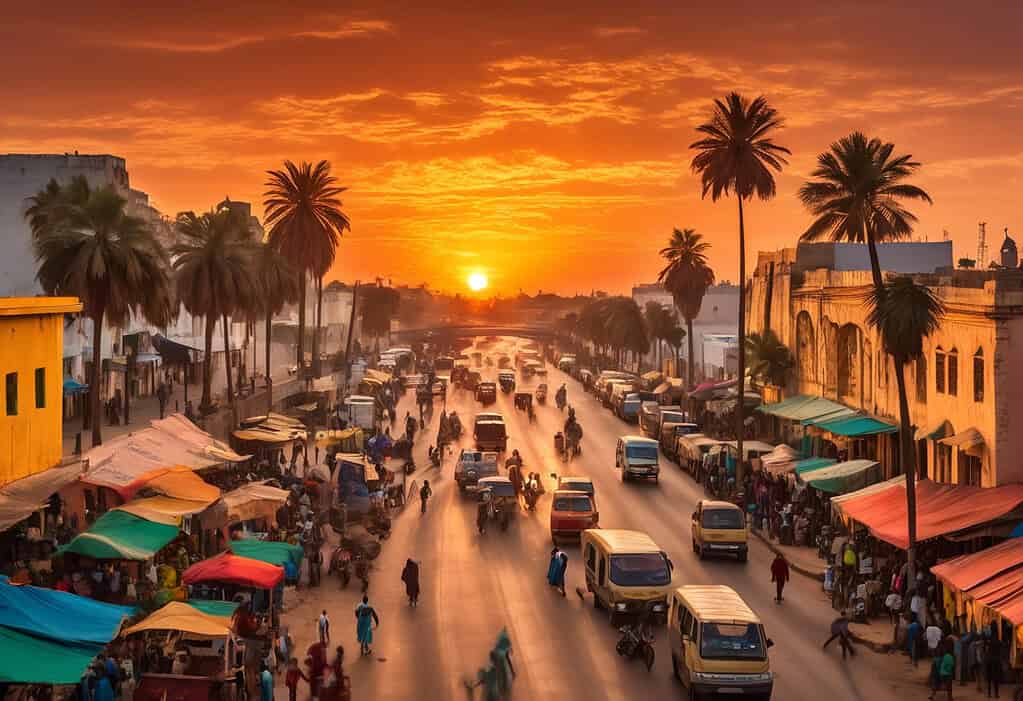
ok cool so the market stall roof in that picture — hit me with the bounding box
[723,440,777,455]
[794,456,838,476]
[364,368,392,383]
[932,539,1023,593]
[939,427,985,455]
[801,459,880,494]
[123,601,232,638]
[831,475,905,511]
[835,479,1023,549]
[182,552,284,589]
[221,482,290,525]
[954,566,1023,626]
[0,625,105,684]
[0,579,135,645]
[234,413,307,444]
[142,468,221,503]
[760,444,800,471]
[808,414,898,437]
[58,509,180,561]
[0,460,84,531]
[229,538,304,568]
[116,495,216,525]
[652,382,670,395]
[314,427,364,448]
[185,600,240,618]
[915,419,954,442]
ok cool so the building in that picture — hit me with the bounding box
[748,241,1023,487]
[631,282,740,379]
[0,297,82,485]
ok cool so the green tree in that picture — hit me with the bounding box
[865,277,944,582]
[27,176,173,446]
[605,297,650,371]
[690,93,789,483]
[359,284,401,350]
[172,207,257,413]
[253,243,300,412]
[643,302,674,371]
[658,228,716,389]
[263,160,351,378]
[745,329,793,387]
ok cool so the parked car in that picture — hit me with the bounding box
[550,490,599,542]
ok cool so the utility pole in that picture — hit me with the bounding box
[343,281,361,393]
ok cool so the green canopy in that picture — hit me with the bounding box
[810,415,897,437]
[802,459,880,494]
[794,457,837,476]
[185,599,241,618]
[229,539,304,568]
[0,624,103,684]
[58,510,179,560]
[758,395,855,423]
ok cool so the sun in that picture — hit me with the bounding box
[467,272,488,292]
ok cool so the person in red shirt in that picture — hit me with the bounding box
[770,553,790,603]
[305,641,327,699]
[284,658,307,701]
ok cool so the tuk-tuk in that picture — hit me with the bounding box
[478,475,517,531]
[535,383,548,404]
[465,370,482,391]
[476,381,497,404]
[498,371,516,393]
[514,392,532,411]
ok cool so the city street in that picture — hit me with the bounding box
[282,338,911,700]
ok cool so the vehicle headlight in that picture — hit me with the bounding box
[615,602,628,611]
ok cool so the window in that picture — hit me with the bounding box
[701,509,744,529]
[947,349,958,397]
[609,554,671,586]
[4,373,16,416]
[699,622,767,661]
[916,356,927,403]
[935,348,946,394]
[960,454,982,487]
[34,367,45,409]
[936,443,953,484]
[974,350,984,403]
[680,607,694,638]
[585,544,596,572]
[598,556,606,586]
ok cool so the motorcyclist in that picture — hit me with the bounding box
[477,489,493,533]
[448,411,462,439]
[405,412,417,442]
[555,384,567,410]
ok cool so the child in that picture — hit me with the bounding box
[285,658,307,701]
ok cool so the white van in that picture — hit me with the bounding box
[616,436,660,483]
[344,395,376,430]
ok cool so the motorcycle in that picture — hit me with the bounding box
[353,552,370,593]
[816,525,834,561]
[329,547,352,588]
[616,624,655,671]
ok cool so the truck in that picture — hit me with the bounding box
[343,395,376,430]
[474,412,508,452]
[454,449,500,492]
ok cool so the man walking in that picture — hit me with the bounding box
[770,553,789,603]
[420,480,433,515]
[318,610,330,645]
[823,610,856,659]
[156,381,170,420]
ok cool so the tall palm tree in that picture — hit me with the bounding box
[745,330,793,388]
[800,133,933,581]
[27,176,173,446]
[799,132,933,292]
[263,160,351,379]
[690,93,789,483]
[253,243,300,412]
[172,207,257,413]
[658,228,716,389]
[865,277,944,583]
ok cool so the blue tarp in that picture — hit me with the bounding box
[810,415,898,436]
[63,377,89,396]
[0,580,135,646]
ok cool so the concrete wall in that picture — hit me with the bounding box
[795,241,953,275]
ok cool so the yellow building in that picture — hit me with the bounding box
[0,297,82,486]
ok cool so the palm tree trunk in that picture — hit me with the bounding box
[735,197,747,487]
[866,232,885,293]
[90,311,104,447]
[686,317,695,387]
[296,269,306,378]
[222,314,234,405]
[894,358,917,585]
[265,314,273,413]
[201,314,215,411]
[312,275,323,377]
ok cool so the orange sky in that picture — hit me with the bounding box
[3,1,1021,295]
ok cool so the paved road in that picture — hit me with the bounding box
[283,337,904,700]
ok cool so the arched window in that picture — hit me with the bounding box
[947,348,959,397]
[974,348,985,402]
[935,346,946,394]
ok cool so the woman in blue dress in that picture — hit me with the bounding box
[355,595,380,656]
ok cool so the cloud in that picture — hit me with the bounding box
[593,26,645,38]
[293,19,395,40]
[108,35,267,54]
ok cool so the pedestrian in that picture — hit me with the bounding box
[546,548,567,596]
[320,645,349,701]
[986,632,1002,698]
[926,622,943,657]
[770,553,789,603]
[285,658,307,701]
[908,616,923,667]
[420,479,432,515]
[929,643,955,701]
[911,588,928,625]
[401,558,420,607]
[304,641,327,700]
[260,662,274,701]
[318,610,330,645]
[885,590,903,625]
[356,595,380,656]
[156,381,170,420]
[92,662,115,701]
[972,636,987,693]
[822,610,855,659]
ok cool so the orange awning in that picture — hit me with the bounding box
[837,479,1023,549]
[932,539,1023,593]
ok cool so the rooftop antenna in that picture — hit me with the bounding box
[977,222,987,268]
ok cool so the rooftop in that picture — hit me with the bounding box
[0,297,82,317]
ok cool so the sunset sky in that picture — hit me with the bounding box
[3,1,1021,295]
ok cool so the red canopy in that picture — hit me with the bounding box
[932,539,1023,593]
[838,480,1023,549]
[182,552,284,589]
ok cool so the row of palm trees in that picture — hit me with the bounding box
[665,92,944,585]
[26,160,350,448]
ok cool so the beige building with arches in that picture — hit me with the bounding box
[749,243,1023,487]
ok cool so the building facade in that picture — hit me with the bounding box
[748,242,1023,487]
[0,297,82,485]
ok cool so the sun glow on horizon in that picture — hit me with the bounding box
[467,272,488,292]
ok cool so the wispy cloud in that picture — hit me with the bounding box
[294,19,395,40]
[593,26,645,38]
[108,35,267,54]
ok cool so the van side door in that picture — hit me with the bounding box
[679,606,698,686]
[584,542,597,592]
[615,440,623,469]
[692,502,702,546]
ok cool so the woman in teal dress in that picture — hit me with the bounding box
[355,595,380,656]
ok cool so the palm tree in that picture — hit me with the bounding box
[263,161,351,379]
[865,277,944,584]
[690,93,789,483]
[172,207,257,413]
[253,243,300,412]
[606,297,650,371]
[359,284,401,351]
[799,132,933,292]
[27,176,173,446]
[643,302,667,370]
[745,330,793,388]
[658,228,716,389]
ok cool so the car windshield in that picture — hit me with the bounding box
[561,481,594,495]
[626,444,659,461]
[609,553,670,586]
[553,496,592,512]
[699,622,766,660]
[702,509,744,529]
[476,424,506,439]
